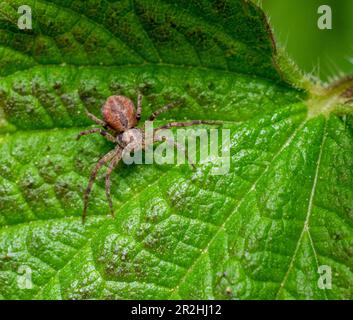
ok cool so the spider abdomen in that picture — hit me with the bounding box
[102,96,137,132]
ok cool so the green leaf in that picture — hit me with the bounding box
[0,0,353,300]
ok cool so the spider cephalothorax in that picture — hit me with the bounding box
[77,93,221,223]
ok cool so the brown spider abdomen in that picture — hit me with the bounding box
[102,96,137,132]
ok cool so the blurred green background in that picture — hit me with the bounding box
[261,0,353,82]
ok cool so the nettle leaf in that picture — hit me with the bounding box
[0,0,352,300]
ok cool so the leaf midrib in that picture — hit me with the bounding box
[168,116,309,298]
[275,118,328,299]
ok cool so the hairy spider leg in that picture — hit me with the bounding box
[153,120,223,169]
[82,149,117,223]
[85,110,107,127]
[153,135,196,170]
[105,149,123,218]
[136,93,143,121]
[149,100,183,121]
[77,128,116,143]
[155,120,223,130]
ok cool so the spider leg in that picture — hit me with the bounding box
[76,128,117,143]
[85,110,107,127]
[82,149,117,223]
[148,100,183,121]
[155,120,223,131]
[136,92,143,121]
[154,136,195,170]
[105,149,123,218]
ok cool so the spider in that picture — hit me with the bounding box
[77,93,222,222]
